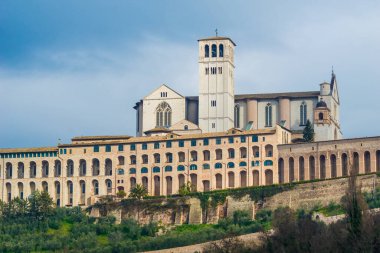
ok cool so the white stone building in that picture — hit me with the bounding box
[134,35,342,141]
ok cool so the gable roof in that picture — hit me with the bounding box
[143,84,184,100]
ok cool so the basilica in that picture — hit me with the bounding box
[0,35,378,207]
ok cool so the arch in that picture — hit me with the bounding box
[79,180,86,205]
[228,172,235,188]
[30,161,36,178]
[265,145,273,157]
[239,161,247,167]
[215,173,223,189]
[227,162,235,169]
[211,44,217,57]
[234,104,240,128]
[300,101,307,125]
[156,102,172,127]
[219,44,224,57]
[364,151,371,173]
[377,150,380,172]
[67,160,74,177]
[178,174,185,188]
[55,181,61,206]
[30,182,36,194]
[105,159,112,176]
[106,179,112,194]
[177,165,185,171]
[118,168,125,175]
[92,158,100,176]
[215,163,222,169]
[165,165,172,172]
[319,112,324,120]
[205,44,209,57]
[203,150,210,161]
[190,151,197,162]
[153,166,160,173]
[215,149,223,160]
[130,177,137,189]
[278,158,284,183]
[165,153,172,163]
[342,153,348,176]
[166,176,173,195]
[92,180,99,196]
[253,170,259,186]
[252,146,260,158]
[190,174,197,191]
[203,163,210,170]
[320,155,326,179]
[5,162,12,179]
[309,156,315,180]
[178,152,185,162]
[228,148,235,159]
[353,152,359,174]
[265,103,273,127]
[118,156,125,165]
[203,180,210,192]
[289,157,295,182]
[240,147,247,158]
[141,167,148,174]
[18,182,24,199]
[79,159,86,176]
[42,160,49,178]
[154,176,160,196]
[42,181,48,192]
[130,155,137,165]
[6,183,11,202]
[264,160,273,166]
[129,168,136,174]
[190,164,197,170]
[240,170,247,187]
[142,176,148,190]
[299,156,305,181]
[153,153,160,163]
[17,162,24,179]
[54,160,61,177]
[265,170,273,185]
[330,154,337,178]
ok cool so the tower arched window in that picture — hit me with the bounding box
[300,102,307,126]
[156,102,172,127]
[234,104,240,128]
[265,103,273,127]
[219,44,224,57]
[205,45,209,58]
[211,44,217,57]
[319,112,324,120]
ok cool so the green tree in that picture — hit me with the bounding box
[28,190,54,220]
[129,184,148,200]
[117,190,127,199]
[303,120,314,142]
[178,181,193,196]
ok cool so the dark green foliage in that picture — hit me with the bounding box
[303,119,314,142]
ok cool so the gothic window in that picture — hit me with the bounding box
[300,102,307,126]
[205,45,209,57]
[265,103,273,127]
[211,44,217,57]
[156,102,172,127]
[234,104,240,128]
[219,44,224,57]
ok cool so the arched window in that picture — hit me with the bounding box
[141,167,148,174]
[129,168,136,174]
[215,163,222,169]
[203,164,210,170]
[219,44,224,57]
[165,166,172,172]
[211,44,217,57]
[264,160,273,166]
[177,165,185,171]
[153,167,160,173]
[156,102,172,127]
[118,169,125,175]
[227,162,235,168]
[300,102,307,125]
[265,103,273,127]
[190,164,197,170]
[239,161,247,167]
[234,104,240,128]
[319,112,324,120]
[205,45,209,58]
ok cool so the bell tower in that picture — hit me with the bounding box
[198,33,236,133]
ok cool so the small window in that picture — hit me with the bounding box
[165,166,172,172]
[219,44,224,57]
[190,164,197,170]
[216,138,221,145]
[184,125,188,130]
[218,67,222,74]
[205,45,209,57]
[203,164,210,170]
[166,141,172,148]
[141,167,148,174]
[118,144,124,152]
[203,139,209,146]
[154,142,160,149]
[252,135,258,142]
[211,44,217,57]
[105,145,111,152]
[142,143,148,150]
[130,144,136,151]
[212,123,216,129]
[153,167,160,173]
[319,112,324,120]
[211,100,216,107]
[205,68,209,75]
[179,140,184,147]
[228,137,234,144]
[240,136,246,143]
[118,169,125,175]
[191,140,197,147]
[177,165,185,171]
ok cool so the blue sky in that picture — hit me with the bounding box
[1,0,380,148]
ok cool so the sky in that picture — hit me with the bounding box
[1,0,380,148]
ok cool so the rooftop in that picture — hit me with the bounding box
[198,36,237,46]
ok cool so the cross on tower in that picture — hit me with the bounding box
[215,29,218,37]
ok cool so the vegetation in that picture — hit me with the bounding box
[129,184,148,200]
[303,119,315,142]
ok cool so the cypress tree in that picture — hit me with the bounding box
[303,120,314,142]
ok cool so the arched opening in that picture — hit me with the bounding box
[190,174,197,191]
[130,177,136,190]
[377,151,380,172]
[240,147,247,158]
[240,170,247,187]
[265,104,273,127]
[203,180,210,192]
[219,44,224,57]
[154,176,160,196]
[203,150,210,161]
[299,157,305,181]
[153,153,160,163]
[205,44,209,58]
[54,160,61,177]
[6,162,12,179]
[166,176,172,195]
[30,161,36,178]
[30,182,36,195]
[228,148,235,159]
[18,182,24,199]
[178,174,185,189]
[289,157,295,182]
[178,152,185,162]
[215,174,223,189]
[156,102,172,127]
[142,176,148,190]
[265,170,273,185]
[253,170,259,186]
[142,154,149,164]
[42,181,48,192]
[106,179,112,194]
[118,156,125,165]
[211,44,217,57]
[92,158,100,176]
[92,180,99,196]
[300,102,307,126]
[364,151,371,173]
[79,180,86,205]
[342,153,348,176]
[17,162,24,179]
[67,160,74,177]
[353,152,359,174]
[252,146,260,158]
[278,158,284,183]
[42,161,49,178]
[79,159,86,176]
[320,155,326,179]
[331,154,337,178]
[216,149,223,160]
[190,151,197,162]
[105,159,112,176]
[6,183,11,202]
[309,156,315,180]
[227,162,235,169]
[319,112,324,120]
[130,155,137,165]
[55,181,61,206]
[265,145,273,157]
[228,172,235,188]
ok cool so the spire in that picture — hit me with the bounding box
[215,28,218,37]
